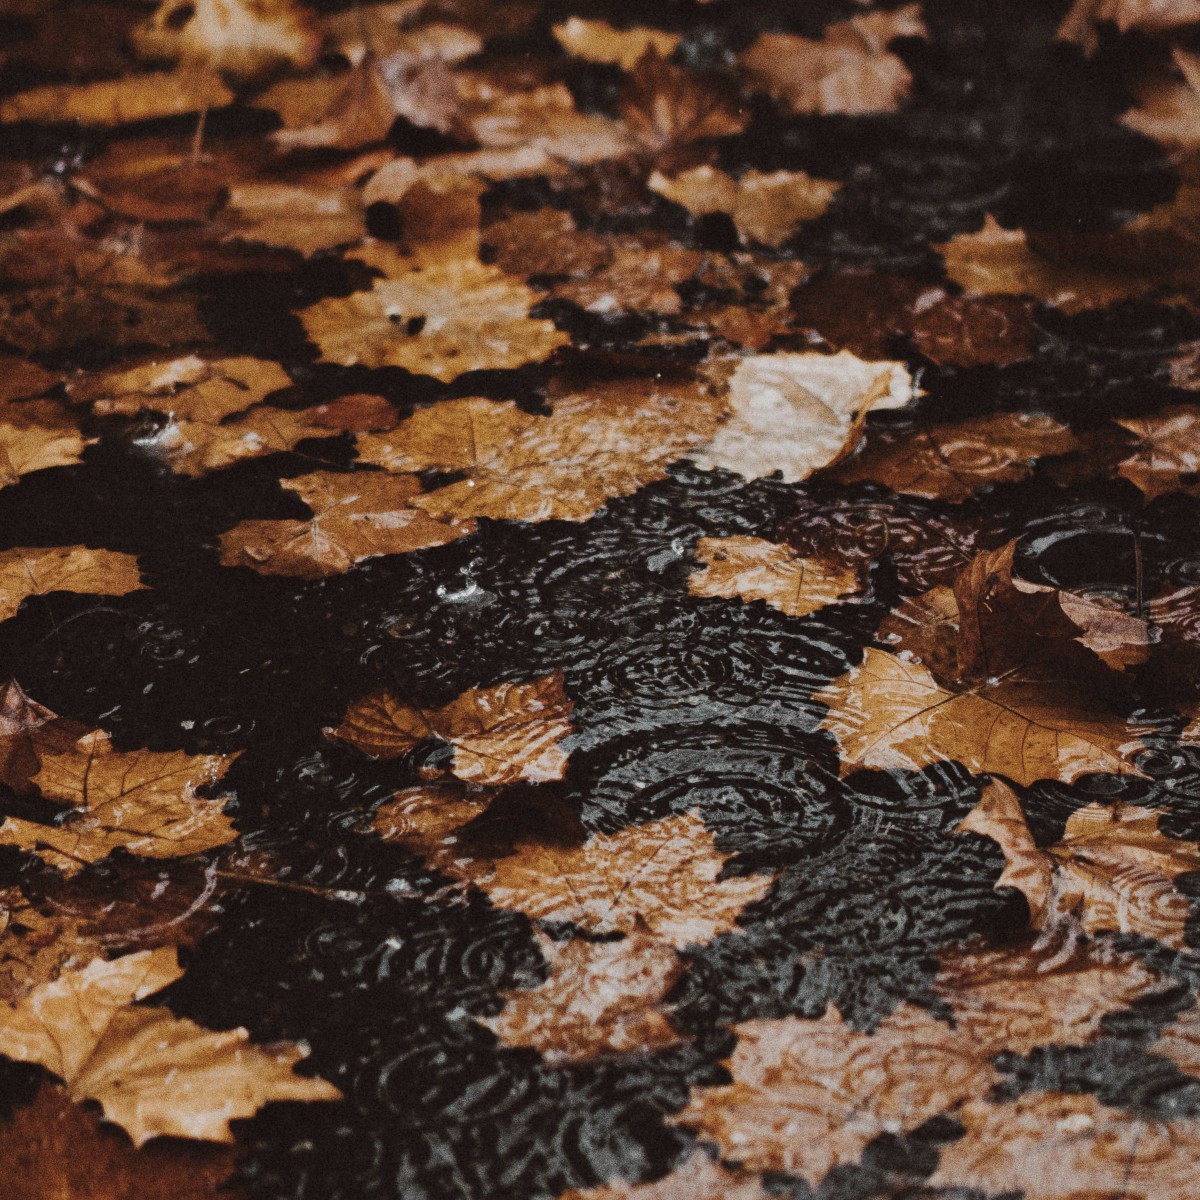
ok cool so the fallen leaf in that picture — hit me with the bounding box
[480,926,683,1062]
[906,293,1037,367]
[930,1092,1200,1198]
[0,891,106,1004]
[1116,405,1200,501]
[355,378,725,522]
[690,351,914,483]
[559,1150,770,1200]
[618,50,747,152]
[483,208,612,280]
[740,5,927,116]
[373,783,494,869]
[0,728,237,874]
[552,18,680,71]
[0,354,60,405]
[548,233,702,316]
[321,11,481,67]
[330,673,573,784]
[1123,47,1200,148]
[133,0,320,80]
[1058,0,1200,54]
[466,811,774,947]
[834,411,1079,501]
[0,680,59,793]
[223,184,366,257]
[300,242,568,381]
[67,356,290,422]
[218,470,474,577]
[1,401,89,491]
[1151,1003,1200,1076]
[0,547,145,624]
[689,536,859,617]
[0,947,340,1145]
[0,70,233,125]
[673,1003,994,1181]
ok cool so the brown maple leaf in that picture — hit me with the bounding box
[219,470,474,578]
[373,783,495,872]
[331,673,574,785]
[819,543,1149,785]
[691,351,915,483]
[1115,405,1200,501]
[648,166,839,248]
[0,546,146,624]
[0,401,89,492]
[0,947,340,1146]
[689,536,859,617]
[480,926,683,1062]
[559,1150,770,1200]
[0,728,238,874]
[834,411,1079,501]
[552,18,680,71]
[960,779,1200,947]
[67,356,291,423]
[0,889,108,1005]
[740,5,927,117]
[906,293,1037,368]
[354,378,725,523]
[1058,0,1200,54]
[673,1003,995,1182]
[0,70,233,125]
[222,184,366,257]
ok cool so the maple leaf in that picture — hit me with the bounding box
[690,351,914,483]
[689,536,859,618]
[0,728,238,875]
[0,70,233,125]
[936,214,1155,314]
[465,811,774,948]
[930,1091,1200,1198]
[67,355,290,423]
[133,0,320,81]
[0,947,340,1145]
[1115,405,1200,501]
[649,166,839,248]
[300,242,568,382]
[354,379,725,523]
[0,546,146,624]
[558,1150,770,1200]
[1058,0,1200,54]
[673,1003,995,1182]
[552,18,680,71]
[222,184,366,256]
[819,543,1149,786]
[1,400,89,492]
[219,470,474,577]
[835,411,1079,502]
[960,779,1200,948]
[0,888,108,1004]
[373,783,494,872]
[618,50,747,152]
[330,673,574,785]
[740,4,927,117]
[480,926,683,1062]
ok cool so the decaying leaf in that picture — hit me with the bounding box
[219,470,474,577]
[0,947,340,1146]
[0,546,146,623]
[355,378,725,523]
[690,351,914,483]
[648,166,839,248]
[67,355,290,422]
[0,727,237,874]
[552,18,680,71]
[223,184,366,256]
[689,536,859,617]
[740,5,926,116]
[960,779,1200,947]
[1,401,89,492]
[480,926,683,1062]
[331,673,574,785]
[835,411,1080,501]
[0,70,233,125]
[559,1150,770,1200]
[1116,406,1200,501]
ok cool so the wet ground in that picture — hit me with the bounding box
[5,1,1200,1197]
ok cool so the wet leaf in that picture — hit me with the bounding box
[219,470,473,577]
[618,50,747,151]
[372,783,494,869]
[689,536,859,617]
[0,547,146,623]
[1116,405,1200,501]
[331,672,574,785]
[0,402,89,491]
[0,680,59,793]
[690,351,915,483]
[1123,47,1200,148]
[0,70,233,125]
[559,1150,770,1200]
[0,890,107,1004]
[222,184,366,256]
[1058,0,1200,54]
[0,947,340,1145]
[552,18,680,71]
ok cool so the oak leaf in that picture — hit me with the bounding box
[480,926,683,1062]
[689,536,859,617]
[1116,405,1200,501]
[961,780,1200,948]
[690,351,914,483]
[218,470,474,577]
[835,411,1079,501]
[0,547,146,624]
[559,1150,770,1200]
[67,356,290,423]
[0,728,237,875]
[331,673,574,785]
[0,70,233,125]
[740,5,926,117]
[0,947,340,1145]
[552,18,680,71]
[1,401,89,492]
[648,166,838,248]
[355,379,725,523]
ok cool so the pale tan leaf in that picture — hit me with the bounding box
[224,185,365,257]
[0,401,89,491]
[0,70,233,125]
[0,547,145,624]
[552,18,680,71]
